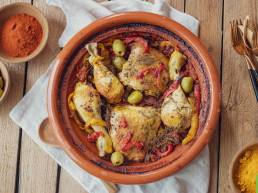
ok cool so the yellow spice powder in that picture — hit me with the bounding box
[235,147,258,193]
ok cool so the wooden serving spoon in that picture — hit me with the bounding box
[38,118,61,147]
[38,118,118,193]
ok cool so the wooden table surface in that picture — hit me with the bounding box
[0,0,257,193]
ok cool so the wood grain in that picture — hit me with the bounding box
[167,0,185,11]
[185,1,223,193]
[59,170,87,193]
[18,1,65,193]
[0,1,29,193]
[1,0,257,193]
[219,0,258,192]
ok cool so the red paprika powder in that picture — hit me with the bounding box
[0,13,43,57]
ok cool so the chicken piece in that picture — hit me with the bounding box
[168,50,187,80]
[119,43,169,96]
[86,43,124,103]
[110,105,161,161]
[161,85,192,131]
[72,82,113,157]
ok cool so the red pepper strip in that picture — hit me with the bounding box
[121,132,145,152]
[136,63,166,82]
[136,67,155,79]
[133,141,144,150]
[154,63,167,86]
[194,84,201,114]
[122,142,134,152]
[161,80,180,99]
[154,144,174,158]
[124,37,149,52]
[178,70,189,80]
[119,116,128,128]
[86,131,103,143]
[154,63,166,77]
[122,141,144,152]
[121,132,133,152]
[185,63,198,81]
[123,132,133,144]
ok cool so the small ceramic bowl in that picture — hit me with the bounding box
[229,141,258,193]
[0,61,10,104]
[0,2,49,63]
[47,12,221,184]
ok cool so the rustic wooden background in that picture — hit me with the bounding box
[0,0,257,193]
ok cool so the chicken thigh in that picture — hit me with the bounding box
[119,43,169,96]
[110,105,161,161]
[161,85,192,131]
[72,82,113,157]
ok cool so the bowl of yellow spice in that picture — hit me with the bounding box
[230,142,258,193]
[0,61,10,104]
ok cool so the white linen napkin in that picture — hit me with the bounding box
[10,1,210,193]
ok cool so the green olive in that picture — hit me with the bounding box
[111,151,124,166]
[127,90,143,105]
[112,56,126,70]
[181,76,194,93]
[112,39,126,56]
[0,76,3,89]
[0,88,3,98]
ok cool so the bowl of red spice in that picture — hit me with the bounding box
[0,2,48,63]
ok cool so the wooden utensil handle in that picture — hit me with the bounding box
[38,118,62,147]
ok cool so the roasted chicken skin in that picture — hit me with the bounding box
[86,43,124,103]
[119,43,169,96]
[110,105,161,161]
[92,63,124,103]
[72,82,113,157]
[161,85,192,131]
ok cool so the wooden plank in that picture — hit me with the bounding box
[59,170,87,193]
[0,1,29,193]
[18,1,66,193]
[185,1,223,193]
[219,0,258,193]
[167,0,185,11]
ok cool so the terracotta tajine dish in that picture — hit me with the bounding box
[47,12,220,184]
